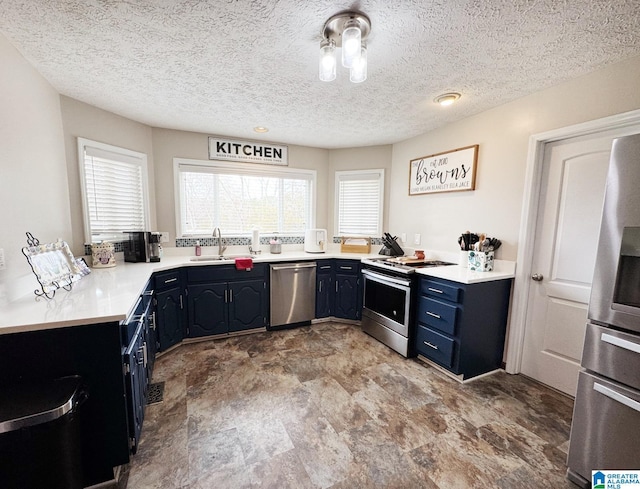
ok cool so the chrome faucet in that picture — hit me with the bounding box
[212,227,227,256]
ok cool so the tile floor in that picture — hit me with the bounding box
[118,322,576,489]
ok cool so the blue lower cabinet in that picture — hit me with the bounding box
[229,279,266,332]
[155,286,185,350]
[123,321,147,454]
[332,260,363,321]
[414,276,512,379]
[187,283,228,337]
[415,324,455,368]
[334,273,360,320]
[186,264,268,337]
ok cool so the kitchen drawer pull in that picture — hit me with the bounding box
[164,277,178,284]
[601,333,640,355]
[426,311,441,319]
[229,289,233,302]
[339,266,353,270]
[225,289,228,303]
[424,341,439,350]
[427,287,444,294]
[594,382,640,413]
[142,342,148,368]
[142,290,154,296]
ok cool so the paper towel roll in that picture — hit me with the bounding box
[251,228,260,248]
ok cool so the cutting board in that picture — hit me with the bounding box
[386,256,424,264]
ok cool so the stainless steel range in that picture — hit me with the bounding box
[360,257,455,356]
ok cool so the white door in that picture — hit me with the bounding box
[521,125,640,396]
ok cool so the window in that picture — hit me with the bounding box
[77,138,150,243]
[335,169,384,236]
[175,159,316,236]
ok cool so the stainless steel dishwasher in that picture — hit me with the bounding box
[270,262,317,327]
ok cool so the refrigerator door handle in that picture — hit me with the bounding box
[601,332,640,355]
[594,382,640,413]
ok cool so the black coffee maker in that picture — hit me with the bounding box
[124,231,162,262]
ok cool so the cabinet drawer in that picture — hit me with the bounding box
[154,269,181,290]
[317,261,334,273]
[187,263,266,283]
[420,279,461,303]
[334,259,359,274]
[417,297,457,335]
[416,325,455,368]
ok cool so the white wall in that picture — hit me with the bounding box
[0,34,71,300]
[390,55,640,261]
[59,96,156,256]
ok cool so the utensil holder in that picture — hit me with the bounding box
[468,251,494,271]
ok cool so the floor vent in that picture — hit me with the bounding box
[147,381,165,405]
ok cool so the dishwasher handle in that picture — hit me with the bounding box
[271,263,317,271]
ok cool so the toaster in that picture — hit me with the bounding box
[304,229,327,253]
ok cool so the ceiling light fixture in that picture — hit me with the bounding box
[253,126,269,133]
[319,11,371,83]
[435,92,461,106]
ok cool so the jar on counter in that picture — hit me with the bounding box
[91,241,116,268]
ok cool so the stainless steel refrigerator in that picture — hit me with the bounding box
[567,133,640,486]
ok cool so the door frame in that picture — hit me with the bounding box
[505,108,640,374]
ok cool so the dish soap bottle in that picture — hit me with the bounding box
[195,240,201,256]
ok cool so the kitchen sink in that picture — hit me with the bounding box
[189,254,252,262]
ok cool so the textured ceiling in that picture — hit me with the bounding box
[1,1,639,149]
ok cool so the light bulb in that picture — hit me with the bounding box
[341,21,361,68]
[319,39,336,82]
[350,45,367,83]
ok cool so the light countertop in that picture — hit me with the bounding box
[416,260,516,284]
[1,249,515,336]
[0,251,378,336]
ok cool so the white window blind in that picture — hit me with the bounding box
[78,139,149,242]
[176,159,316,236]
[336,169,384,236]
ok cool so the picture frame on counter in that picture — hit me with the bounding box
[409,144,478,195]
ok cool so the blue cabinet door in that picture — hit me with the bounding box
[229,279,265,332]
[335,273,360,320]
[156,287,184,351]
[123,322,147,454]
[188,283,228,337]
[316,272,333,318]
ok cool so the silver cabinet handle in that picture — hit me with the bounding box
[229,289,233,302]
[339,266,353,270]
[179,294,183,309]
[427,287,443,294]
[150,312,156,331]
[426,311,441,319]
[336,281,338,293]
[225,289,228,303]
[142,341,148,368]
[594,382,640,413]
[143,290,154,296]
[164,277,178,284]
[601,333,640,355]
[531,274,544,281]
[424,341,439,350]
[136,346,145,365]
[319,282,322,293]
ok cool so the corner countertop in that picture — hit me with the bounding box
[415,259,516,284]
[0,251,379,336]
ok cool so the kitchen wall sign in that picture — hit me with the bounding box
[409,144,478,195]
[208,137,288,166]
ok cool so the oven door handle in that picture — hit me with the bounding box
[362,269,412,287]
